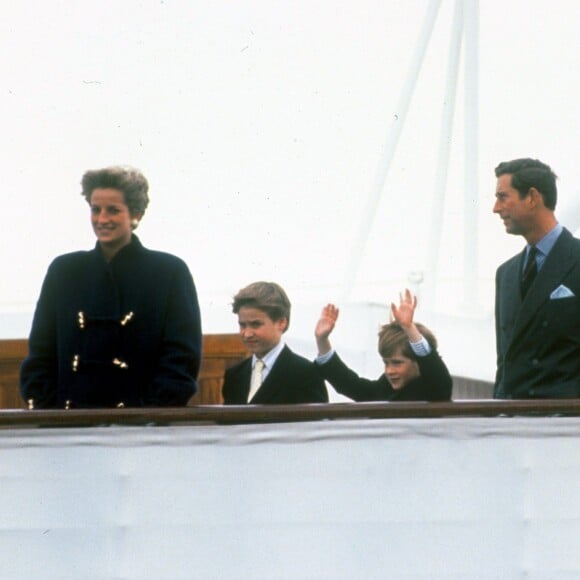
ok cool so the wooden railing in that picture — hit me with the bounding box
[0,334,249,409]
[0,399,580,428]
[3,337,575,424]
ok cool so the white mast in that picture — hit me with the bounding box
[424,0,465,310]
[463,0,480,309]
[341,0,443,301]
[342,0,480,313]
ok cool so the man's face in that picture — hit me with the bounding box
[237,306,287,358]
[493,173,534,237]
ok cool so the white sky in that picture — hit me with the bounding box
[1,0,579,360]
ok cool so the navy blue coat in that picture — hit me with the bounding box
[20,236,202,408]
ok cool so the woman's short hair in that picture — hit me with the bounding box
[81,166,149,216]
[378,322,437,360]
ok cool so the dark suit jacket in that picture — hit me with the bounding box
[495,228,580,398]
[222,345,328,404]
[315,350,452,402]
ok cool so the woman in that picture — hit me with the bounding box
[20,166,202,408]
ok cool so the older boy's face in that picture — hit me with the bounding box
[237,307,287,358]
[382,349,420,390]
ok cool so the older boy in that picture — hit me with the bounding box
[314,289,452,401]
[222,281,328,404]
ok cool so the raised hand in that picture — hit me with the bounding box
[315,304,339,340]
[315,304,339,355]
[391,289,417,329]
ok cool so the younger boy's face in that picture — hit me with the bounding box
[382,349,420,390]
[237,307,287,359]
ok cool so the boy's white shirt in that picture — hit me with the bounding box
[252,340,286,382]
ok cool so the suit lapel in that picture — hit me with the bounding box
[508,230,575,347]
[504,252,524,316]
[250,345,291,404]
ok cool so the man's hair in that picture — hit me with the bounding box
[232,281,291,328]
[494,158,557,210]
[378,322,437,360]
[81,166,150,216]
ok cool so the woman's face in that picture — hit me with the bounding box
[89,188,135,256]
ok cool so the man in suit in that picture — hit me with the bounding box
[222,281,328,404]
[493,158,580,398]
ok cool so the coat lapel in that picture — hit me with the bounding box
[504,252,524,316]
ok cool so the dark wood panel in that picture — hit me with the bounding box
[0,334,249,409]
[0,340,28,409]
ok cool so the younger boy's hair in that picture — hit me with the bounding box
[378,322,437,360]
[232,281,291,329]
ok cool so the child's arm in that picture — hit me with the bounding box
[390,288,423,343]
[314,304,340,355]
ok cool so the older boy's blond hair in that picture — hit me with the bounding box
[232,281,291,329]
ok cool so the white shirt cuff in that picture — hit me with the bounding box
[410,336,431,357]
[315,349,335,365]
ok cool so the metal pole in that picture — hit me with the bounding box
[463,0,479,309]
[341,0,442,301]
[423,0,464,310]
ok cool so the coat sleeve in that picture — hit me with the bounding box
[149,260,202,406]
[411,349,453,401]
[296,364,329,403]
[315,352,392,402]
[20,263,59,408]
[222,365,245,405]
[221,368,233,404]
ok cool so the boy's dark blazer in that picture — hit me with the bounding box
[495,227,580,398]
[316,350,452,402]
[222,345,328,404]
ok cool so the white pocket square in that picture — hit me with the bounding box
[550,284,575,299]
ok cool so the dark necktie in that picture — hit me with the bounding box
[521,246,538,298]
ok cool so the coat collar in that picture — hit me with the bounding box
[92,234,145,265]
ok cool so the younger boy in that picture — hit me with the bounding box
[222,281,328,404]
[314,289,452,401]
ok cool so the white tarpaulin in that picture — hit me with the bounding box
[1,417,580,579]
